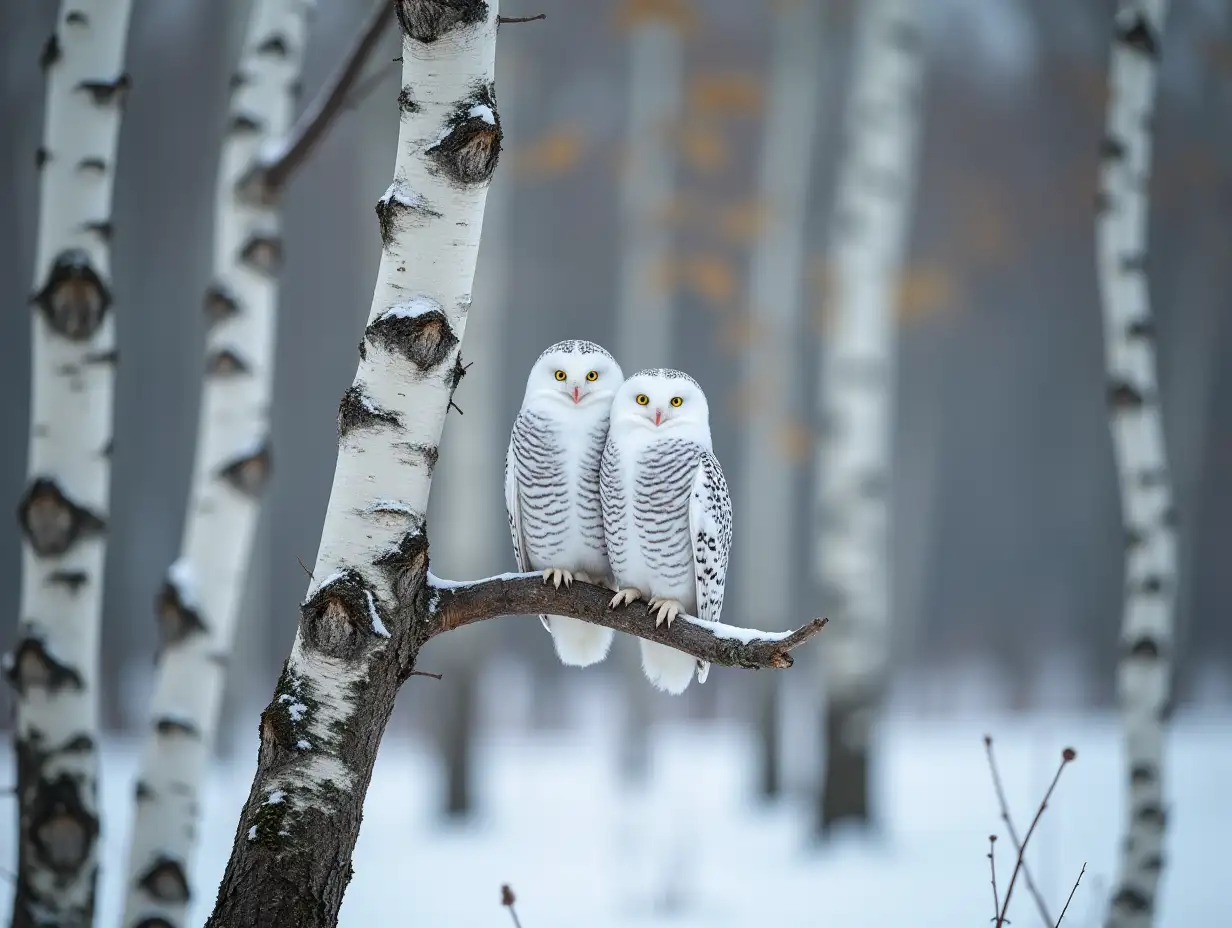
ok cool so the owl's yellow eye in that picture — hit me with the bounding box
[670,396,683,407]
[554,370,567,382]
[635,394,650,406]
[586,370,599,382]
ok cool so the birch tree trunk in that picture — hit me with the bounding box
[120,4,312,924]
[739,0,825,800]
[615,4,683,786]
[8,3,133,924]
[813,0,924,833]
[1097,4,1176,925]
[205,2,502,923]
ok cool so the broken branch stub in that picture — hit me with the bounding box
[32,249,112,341]
[18,478,106,558]
[426,82,502,185]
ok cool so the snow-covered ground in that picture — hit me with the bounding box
[2,693,1229,926]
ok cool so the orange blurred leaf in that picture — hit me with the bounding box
[777,421,812,462]
[514,126,587,181]
[683,253,738,305]
[613,0,696,32]
[674,122,730,174]
[718,198,770,244]
[689,70,763,117]
[896,264,957,322]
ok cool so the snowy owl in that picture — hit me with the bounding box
[506,340,625,667]
[600,369,733,694]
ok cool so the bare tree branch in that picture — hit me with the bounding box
[984,734,1055,925]
[1055,862,1086,927]
[498,13,546,24]
[426,572,827,669]
[247,0,396,199]
[500,884,524,928]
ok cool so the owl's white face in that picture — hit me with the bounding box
[613,369,711,439]
[522,341,623,412]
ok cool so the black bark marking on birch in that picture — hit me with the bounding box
[257,34,291,57]
[375,191,442,249]
[398,86,421,114]
[395,442,439,475]
[229,70,250,90]
[1125,528,1144,549]
[32,248,111,341]
[135,780,154,801]
[101,437,114,458]
[301,569,386,660]
[46,569,89,593]
[78,73,131,106]
[338,385,402,438]
[218,443,272,498]
[1117,14,1160,60]
[78,155,107,173]
[1134,575,1166,595]
[240,233,283,274]
[35,146,50,169]
[206,347,253,377]
[1136,467,1168,487]
[426,81,502,185]
[1126,636,1161,659]
[1135,802,1165,827]
[134,918,177,928]
[66,10,88,25]
[1120,253,1147,273]
[374,529,430,617]
[290,78,304,102]
[357,339,367,361]
[1112,887,1151,913]
[1094,190,1113,214]
[136,856,191,904]
[155,717,202,739]
[1101,135,1127,160]
[395,0,489,44]
[18,478,106,557]
[1142,854,1164,872]
[229,112,264,134]
[1130,763,1157,785]
[1127,318,1155,338]
[1108,381,1146,409]
[83,347,118,366]
[40,34,61,70]
[155,575,208,650]
[364,306,458,371]
[204,284,240,327]
[236,162,280,207]
[27,771,98,876]
[84,219,113,242]
[5,635,85,694]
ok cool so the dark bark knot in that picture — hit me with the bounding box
[5,634,84,695]
[155,567,208,652]
[204,284,240,328]
[41,34,61,70]
[426,82,502,186]
[375,184,442,249]
[395,0,489,44]
[218,442,272,498]
[47,569,89,593]
[1108,380,1146,409]
[206,347,253,377]
[1116,13,1160,60]
[364,299,458,371]
[78,73,131,107]
[18,478,106,557]
[33,249,112,341]
[137,856,191,904]
[30,773,99,875]
[256,34,291,58]
[338,385,402,438]
[301,569,391,660]
[230,112,264,135]
[374,529,430,616]
[241,233,283,274]
[398,86,421,114]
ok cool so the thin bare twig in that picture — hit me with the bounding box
[500,884,524,928]
[1054,862,1086,927]
[259,0,396,193]
[296,555,314,579]
[499,13,546,24]
[427,573,827,669]
[996,745,1078,928]
[984,735,1055,925]
[408,670,443,680]
[988,834,1001,922]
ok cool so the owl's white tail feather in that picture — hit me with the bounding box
[639,640,696,695]
[548,615,615,667]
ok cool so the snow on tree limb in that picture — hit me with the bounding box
[425,572,828,669]
[11,2,133,924]
[1096,3,1175,927]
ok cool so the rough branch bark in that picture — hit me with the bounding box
[9,3,133,924]
[1096,3,1175,927]
[814,0,925,834]
[426,573,827,668]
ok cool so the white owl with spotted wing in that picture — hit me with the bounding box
[506,340,624,666]
[601,369,733,694]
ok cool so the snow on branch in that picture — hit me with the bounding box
[425,572,827,670]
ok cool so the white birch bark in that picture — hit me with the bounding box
[615,14,682,371]
[8,4,132,923]
[121,2,312,923]
[739,0,825,799]
[813,0,924,830]
[1097,4,1175,925]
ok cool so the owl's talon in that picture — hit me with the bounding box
[609,587,643,609]
[648,597,684,628]
[543,567,574,590]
